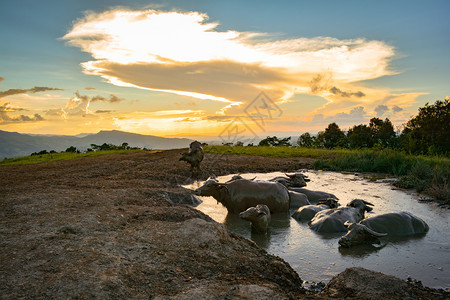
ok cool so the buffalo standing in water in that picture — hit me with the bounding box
[194,178,291,213]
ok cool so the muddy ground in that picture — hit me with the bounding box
[0,149,448,299]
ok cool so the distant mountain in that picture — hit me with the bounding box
[0,130,194,158]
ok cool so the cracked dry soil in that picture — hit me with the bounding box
[1,149,448,299]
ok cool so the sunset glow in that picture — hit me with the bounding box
[1,1,448,137]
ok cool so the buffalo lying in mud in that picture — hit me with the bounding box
[309,199,374,233]
[292,198,340,222]
[194,178,291,213]
[288,187,338,204]
[338,212,429,247]
[268,173,310,188]
[239,204,271,233]
[180,141,204,175]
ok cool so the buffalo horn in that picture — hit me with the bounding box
[361,224,388,237]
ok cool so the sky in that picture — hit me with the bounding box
[0,0,449,141]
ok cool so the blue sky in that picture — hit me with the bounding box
[0,0,449,138]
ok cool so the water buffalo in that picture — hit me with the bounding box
[269,173,309,188]
[309,199,374,233]
[225,174,256,183]
[288,191,311,209]
[180,141,204,175]
[239,204,271,233]
[193,178,290,213]
[289,187,338,204]
[338,212,429,247]
[292,198,340,222]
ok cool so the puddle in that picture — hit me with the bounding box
[184,171,449,289]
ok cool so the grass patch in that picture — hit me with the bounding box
[0,150,144,166]
[204,145,352,159]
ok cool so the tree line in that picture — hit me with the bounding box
[257,99,449,155]
[30,143,149,156]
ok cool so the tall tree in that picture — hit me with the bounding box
[323,123,347,149]
[401,99,450,154]
[370,117,396,148]
[313,131,325,148]
[347,124,373,148]
[297,132,314,147]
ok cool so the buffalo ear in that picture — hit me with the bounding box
[365,206,373,212]
[207,174,218,181]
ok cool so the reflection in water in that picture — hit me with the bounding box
[188,171,450,289]
[338,243,386,258]
[309,230,346,240]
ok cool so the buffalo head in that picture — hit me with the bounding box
[339,221,387,248]
[317,198,340,208]
[347,199,374,212]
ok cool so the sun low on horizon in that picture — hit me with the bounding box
[0,1,449,140]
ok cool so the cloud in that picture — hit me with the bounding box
[0,86,63,98]
[63,9,396,111]
[45,108,65,117]
[329,86,365,98]
[65,92,92,117]
[374,104,389,117]
[392,105,403,113]
[91,94,124,103]
[0,77,4,82]
[95,110,114,114]
[309,74,365,98]
[310,106,368,127]
[85,86,96,90]
[0,103,45,124]
[52,91,125,118]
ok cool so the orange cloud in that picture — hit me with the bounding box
[0,103,45,124]
[63,9,398,114]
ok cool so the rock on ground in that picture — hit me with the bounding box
[320,267,449,299]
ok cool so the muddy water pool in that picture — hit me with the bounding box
[185,171,449,289]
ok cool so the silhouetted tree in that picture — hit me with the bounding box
[65,146,79,153]
[259,136,291,147]
[400,99,450,154]
[370,117,396,148]
[297,132,314,147]
[31,150,49,156]
[323,123,347,149]
[347,124,373,148]
[313,131,325,148]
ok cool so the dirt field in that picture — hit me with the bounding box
[1,149,447,299]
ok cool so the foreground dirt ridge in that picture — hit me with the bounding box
[0,150,447,299]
